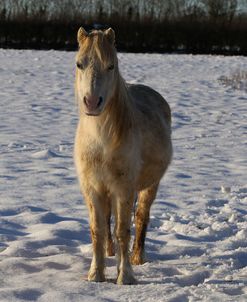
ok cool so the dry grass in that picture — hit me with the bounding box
[219,70,247,92]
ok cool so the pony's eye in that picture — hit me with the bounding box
[76,62,83,70]
[108,64,114,71]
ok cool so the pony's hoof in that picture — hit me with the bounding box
[130,253,145,265]
[117,271,137,285]
[88,269,105,282]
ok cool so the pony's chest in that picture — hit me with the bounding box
[81,141,104,166]
[81,142,135,183]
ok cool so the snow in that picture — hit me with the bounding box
[0,49,246,301]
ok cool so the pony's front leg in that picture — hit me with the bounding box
[115,192,136,285]
[84,189,107,282]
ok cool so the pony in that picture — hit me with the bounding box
[74,27,172,285]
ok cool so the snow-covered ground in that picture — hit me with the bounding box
[0,49,246,302]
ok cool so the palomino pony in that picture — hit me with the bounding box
[74,27,172,285]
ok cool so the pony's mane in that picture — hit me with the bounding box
[103,75,134,149]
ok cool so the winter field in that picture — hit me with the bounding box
[0,49,246,302]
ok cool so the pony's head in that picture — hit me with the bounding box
[75,27,118,116]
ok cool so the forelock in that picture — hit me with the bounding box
[78,30,115,67]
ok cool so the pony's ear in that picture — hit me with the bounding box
[104,28,115,45]
[77,27,88,44]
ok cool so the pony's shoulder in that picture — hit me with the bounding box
[127,83,171,126]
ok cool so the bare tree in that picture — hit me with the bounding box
[202,0,238,21]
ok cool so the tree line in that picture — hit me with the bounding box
[0,0,246,54]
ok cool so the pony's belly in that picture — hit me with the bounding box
[137,161,167,190]
[137,132,172,191]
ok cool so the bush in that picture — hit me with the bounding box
[0,0,246,54]
[219,70,247,91]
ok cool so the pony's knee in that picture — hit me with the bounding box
[116,227,131,246]
[90,224,106,245]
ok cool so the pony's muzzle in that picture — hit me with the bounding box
[83,95,103,115]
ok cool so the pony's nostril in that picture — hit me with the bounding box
[83,96,88,105]
[98,96,103,107]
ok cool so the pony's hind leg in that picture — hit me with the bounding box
[105,200,115,257]
[131,183,159,265]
